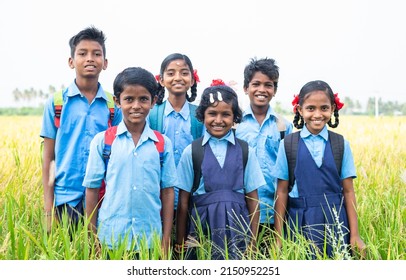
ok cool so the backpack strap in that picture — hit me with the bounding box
[328,130,344,177]
[191,134,249,194]
[153,130,165,167]
[189,103,204,140]
[105,92,115,127]
[99,126,118,205]
[284,131,300,192]
[102,126,118,167]
[53,90,115,128]
[149,102,165,132]
[275,113,287,140]
[53,90,63,128]
[284,130,344,192]
[191,137,204,194]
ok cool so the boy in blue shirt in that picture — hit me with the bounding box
[40,26,122,233]
[236,58,293,246]
[84,67,177,259]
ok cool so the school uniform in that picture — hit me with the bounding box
[177,130,266,259]
[273,125,356,257]
[40,82,122,208]
[148,100,203,209]
[83,121,178,250]
[236,105,293,225]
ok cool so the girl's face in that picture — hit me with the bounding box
[297,90,335,134]
[244,71,276,109]
[204,101,234,139]
[115,84,156,128]
[160,59,194,97]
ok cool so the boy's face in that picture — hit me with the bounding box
[160,59,193,97]
[115,85,156,128]
[244,72,276,109]
[68,39,108,79]
[204,101,234,139]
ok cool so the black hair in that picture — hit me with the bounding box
[243,57,279,90]
[156,53,197,105]
[195,85,243,124]
[69,26,106,58]
[113,67,158,101]
[293,80,340,129]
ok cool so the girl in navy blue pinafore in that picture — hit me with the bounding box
[175,83,266,260]
[273,80,366,259]
[190,140,248,259]
[287,137,349,257]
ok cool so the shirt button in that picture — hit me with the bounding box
[133,185,137,190]
[132,218,136,222]
[133,152,137,156]
[175,131,179,135]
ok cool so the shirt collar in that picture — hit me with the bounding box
[163,100,190,120]
[67,81,107,101]
[301,125,329,141]
[116,121,161,143]
[202,129,235,146]
[242,105,277,120]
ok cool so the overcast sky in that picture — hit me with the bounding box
[1,0,405,109]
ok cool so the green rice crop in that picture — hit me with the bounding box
[0,115,404,260]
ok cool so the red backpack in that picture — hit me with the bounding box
[98,126,165,206]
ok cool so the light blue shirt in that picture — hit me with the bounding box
[236,106,293,224]
[177,130,266,195]
[40,81,122,207]
[272,125,357,198]
[162,101,195,165]
[148,100,204,209]
[83,121,178,250]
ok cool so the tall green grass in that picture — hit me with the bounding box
[0,116,404,260]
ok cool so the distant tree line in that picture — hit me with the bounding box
[4,86,406,116]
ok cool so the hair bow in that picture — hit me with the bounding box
[292,94,299,113]
[334,93,344,110]
[210,79,226,86]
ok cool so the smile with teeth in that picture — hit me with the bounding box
[311,119,324,124]
[130,112,142,117]
[255,95,267,100]
[211,124,225,130]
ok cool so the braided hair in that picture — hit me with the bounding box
[156,53,197,105]
[293,80,340,129]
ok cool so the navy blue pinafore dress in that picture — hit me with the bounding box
[287,137,350,258]
[188,140,250,260]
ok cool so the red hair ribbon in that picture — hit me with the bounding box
[334,93,344,110]
[193,69,200,83]
[210,79,226,86]
[155,74,161,82]
[292,94,299,113]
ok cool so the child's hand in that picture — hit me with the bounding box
[44,210,54,235]
[350,236,366,259]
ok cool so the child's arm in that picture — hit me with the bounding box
[42,137,55,233]
[246,190,259,241]
[160,187,174,258]
[85,188,99,234]
[274,179,289,247]
[175,189,190,250]
[342,177,366,257]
